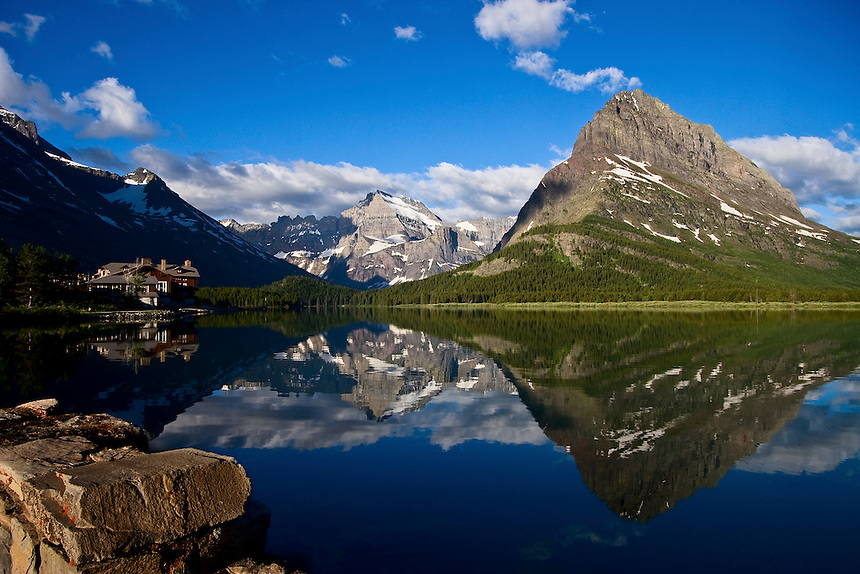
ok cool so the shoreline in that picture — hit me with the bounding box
[385,300,860,311]
[80,307,214,323]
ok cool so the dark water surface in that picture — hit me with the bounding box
[2,309,859,573]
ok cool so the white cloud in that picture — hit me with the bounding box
[0,47,65,124]
[133,0,188,16]
[0,14,46,42]
[127,146,548,224]
[0,48,160,141]
[476,2,641,96]
[414,162,546,222]
[62,78,160,140]
[729,134,860,205]
[729,132,860,235]
[92,41,114,61]
[394,25,421,41]
[833,205,860,237]
[341,13,351,25]
[327,55,351,68]
[550,66,642,94]
[130,146,403,223]
[22,14,45,41]
[475,0,575,50]
[513,51,555,80]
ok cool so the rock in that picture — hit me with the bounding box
[26,448,251,564]
[220,558,292,574]
[10,517,38,574]
[0,400,276,574]
[0,524,11,573]
[497,89,829,252]
[10,399,59,418]
[0,409,148,451]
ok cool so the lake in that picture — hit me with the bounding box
[2,308,859,573]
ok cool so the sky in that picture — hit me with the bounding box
[1,0,859,235]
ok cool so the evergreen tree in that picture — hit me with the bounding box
[16,244,50,308]
[0,239,15,308]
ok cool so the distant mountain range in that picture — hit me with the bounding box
[369,89,860,303]
[221,191,515,288]
[4,89,859,299]
[0,107,305,287]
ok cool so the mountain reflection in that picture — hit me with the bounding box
[372,309,860,522]
[270,325,516,420]
[153,323,548,452]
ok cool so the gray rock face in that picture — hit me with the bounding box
[498,89,845,257]
[223,191,515,288]
[454,216,517,252]
[0,402,277,574]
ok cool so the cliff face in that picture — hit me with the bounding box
[499,90,820,252]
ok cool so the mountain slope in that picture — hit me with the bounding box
[0,107,305,287]
[223,191,515,288]
[363,90,860,304]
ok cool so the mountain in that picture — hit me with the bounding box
[367,90,860,304]
[0,107,305,287]
[499,89,813,250]
[222,191,515,288]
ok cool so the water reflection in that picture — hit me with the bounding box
[88,322,198,367]
[153,324,547,451]
[736,373,860,475]
[366,309,860,522]
[3,310,860,547]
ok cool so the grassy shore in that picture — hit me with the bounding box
[388,300,860,311]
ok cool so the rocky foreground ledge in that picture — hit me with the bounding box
[0,399,299,574]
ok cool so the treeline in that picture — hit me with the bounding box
[195,276,357,309]
[0,240,84,309]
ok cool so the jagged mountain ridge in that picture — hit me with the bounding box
[222,191,515,288]
[0,107,305,287]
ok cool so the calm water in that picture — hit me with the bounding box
[2,309,860,573]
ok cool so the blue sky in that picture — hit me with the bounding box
[1,0,859,234]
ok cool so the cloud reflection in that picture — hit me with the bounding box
[152,386,549,452]
[736,375,860,475]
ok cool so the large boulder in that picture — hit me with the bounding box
[0,400,279,574]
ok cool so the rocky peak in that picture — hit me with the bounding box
[340,190,443,241]
[575,89,801,214]
[124,167,161,185]
[0,106,71,159]
[499,89,810,249]
[220,218,270,233]
[0,106,39,141]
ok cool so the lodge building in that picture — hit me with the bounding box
[88,257,200,306]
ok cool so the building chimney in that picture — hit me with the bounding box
[160,259,167,270]
[141,257,152,266]
[184,259,192,267]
